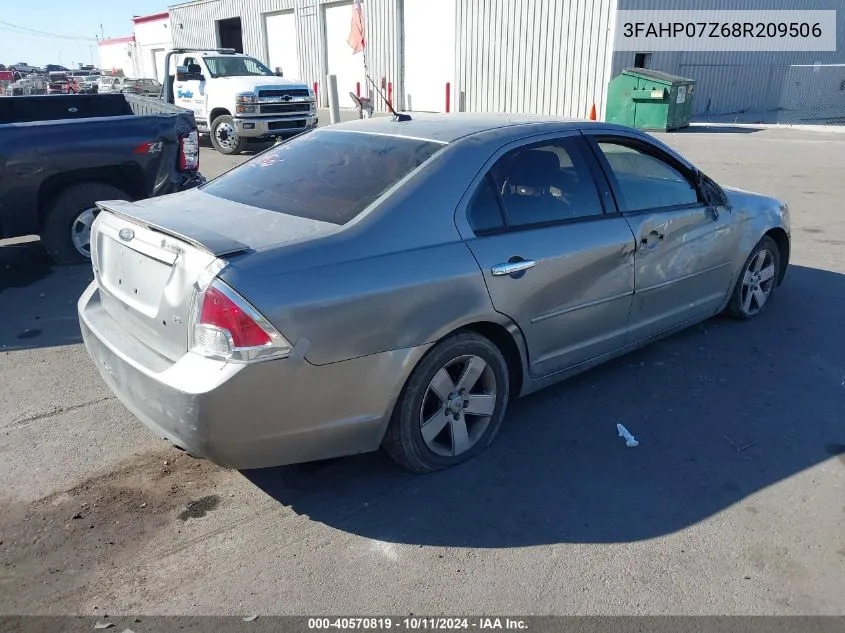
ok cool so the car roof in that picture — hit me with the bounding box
[327,112,629,144]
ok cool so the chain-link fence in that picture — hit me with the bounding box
[777,63,845,124]
[694,63,845,126]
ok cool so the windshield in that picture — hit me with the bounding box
[204,56,274,78]
[83,76,98,82]
[50,74,69,82]
[201,130,444,225]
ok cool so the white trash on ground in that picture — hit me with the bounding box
[617,424,639,448]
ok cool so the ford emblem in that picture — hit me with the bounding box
[119,228,135,242]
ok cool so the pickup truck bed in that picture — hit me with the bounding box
[0,93,204,264]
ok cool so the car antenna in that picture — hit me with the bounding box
[365,75,411,122]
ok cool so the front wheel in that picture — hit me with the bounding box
[724,235,781,319]
[210,114,247,155]
[382,332,510,473]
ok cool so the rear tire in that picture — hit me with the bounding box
[382,332,510,473]
[40,182,129,265]
[210,114,247,155]
[724,235,781,319]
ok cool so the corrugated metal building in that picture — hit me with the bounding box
[614,0,845,119]
[167,0,845,119]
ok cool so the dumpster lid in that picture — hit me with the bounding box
[622,68,693,84]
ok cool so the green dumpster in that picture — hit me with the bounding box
[605,68,696,132]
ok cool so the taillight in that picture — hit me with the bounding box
[180,130,199,171]
[191,279,292,362]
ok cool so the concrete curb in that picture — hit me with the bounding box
[689,121,845,134]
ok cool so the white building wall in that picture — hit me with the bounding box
[98,39,139,77]
[134,16,174,81]
[455,0,617,118]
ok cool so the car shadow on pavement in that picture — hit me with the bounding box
[0,238,93,350]
[244,264,845,546]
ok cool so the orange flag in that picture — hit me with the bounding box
[347,0,365,54]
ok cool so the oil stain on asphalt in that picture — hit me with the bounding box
[178,495,221,521]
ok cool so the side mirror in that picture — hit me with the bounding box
[274,67,283,77]
[697,171,728,208]
[176,65,189,81]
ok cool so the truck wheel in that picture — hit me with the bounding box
[41,182,129,266]
[210,115,247,155]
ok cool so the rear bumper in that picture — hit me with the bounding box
[233,114,318,138]
[78,282,429,469]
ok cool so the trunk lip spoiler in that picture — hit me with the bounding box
[97,201,251,258]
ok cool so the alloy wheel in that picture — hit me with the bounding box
[419,355,497,457]
[71,207,98,258]
[740,248,776,316]
[215,122,238,150]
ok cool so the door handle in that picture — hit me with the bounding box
[640,231,665,247]
[491,260,536,276]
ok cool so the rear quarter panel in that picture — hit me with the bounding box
[224,242,498,366]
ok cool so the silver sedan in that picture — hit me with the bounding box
[78,114,790,473]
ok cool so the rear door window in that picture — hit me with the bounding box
[201,130,444,225]
[467,137,605,233]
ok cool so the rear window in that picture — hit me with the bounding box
[201,130,444,225]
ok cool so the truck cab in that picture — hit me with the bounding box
[164,49,317,155]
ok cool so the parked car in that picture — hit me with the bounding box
[47,73,79,94]
[79,75,100,94]
[161,48,317,155]
[78,76,101,94]
[0,93,204,265]
[120,78,162,97]
[96,76,121,93]
[78,114,790,473]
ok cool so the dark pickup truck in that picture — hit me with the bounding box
[0,93,204,264]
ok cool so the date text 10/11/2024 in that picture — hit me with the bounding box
[307,618,529,630]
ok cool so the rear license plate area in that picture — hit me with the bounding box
[99,236,172,318]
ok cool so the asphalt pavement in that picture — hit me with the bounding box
[1,123,844,615]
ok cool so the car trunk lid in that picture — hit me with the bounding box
[91,191,340,361]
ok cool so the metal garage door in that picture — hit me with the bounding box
[324,1,365,108]
[265,10,301,80]
[402,0,455,112]
[153,48,166,83]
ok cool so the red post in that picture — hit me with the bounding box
[313,82,319,106]
[387,82,393,109]
[445,82,451,113]
[356,81,361,98]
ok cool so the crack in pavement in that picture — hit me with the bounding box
[6,396,116,430]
